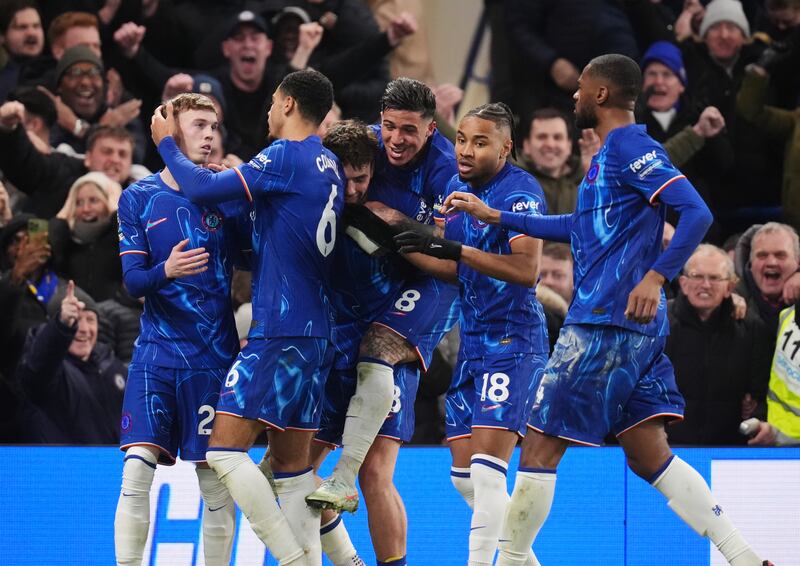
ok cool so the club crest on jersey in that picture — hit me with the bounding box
[202,210,223,231]
[586,163,600,183]
[120,412,132,431]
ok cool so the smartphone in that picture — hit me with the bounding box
[27,218,49,244]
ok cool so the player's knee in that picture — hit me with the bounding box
[121,446,158,494]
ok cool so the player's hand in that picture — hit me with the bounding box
[113,22,146,59]
[164,239,209,278]
[151,101,175,146]
[550,58,579,92]
[59,280,85,327]
[730,292,747,320]
[394,229,462,260]
[443,191,501,224]
[387,11,418,47]
[0,101,25,132]
[747,420,777,446]
[782,270,800,305]
[625,270,665,324]
[98,0,122,25]
[692,106,725,138]
[100,98,142,128]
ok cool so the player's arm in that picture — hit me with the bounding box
[461,235,542,287]
[444,191,572,243]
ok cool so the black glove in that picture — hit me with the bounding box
[394,230,462,260]
[342,204,401,252]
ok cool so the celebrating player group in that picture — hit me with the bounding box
[113,56,772,566]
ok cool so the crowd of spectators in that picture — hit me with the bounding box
[0,0,798,448]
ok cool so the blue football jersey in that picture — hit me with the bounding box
[444,163,550,357]
[366,125,456,223]
[117,173,244,369]
[328,127,458,367]
[237,136,345,340]
[567,124,684,336]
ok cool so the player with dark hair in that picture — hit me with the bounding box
[392,102,548,566]
[152,69,343,566]
[446,55,771,566]
[114,93,249,566]
[306,78,459,566]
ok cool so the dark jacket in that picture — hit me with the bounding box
[665,293,772,445]
[16,316,127,444]
[50,217,123,303]
[97,288,143,364]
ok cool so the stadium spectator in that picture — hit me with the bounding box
[737,60,800,231]
[504,0,639,118]
[746,303,800,447]
[637,41,731,216]
[7,85,56,156]
[734,222,800,333]
[367,0,434,83]
[0,182,13,228]
[0,98,135,217]
[96,286,142,365]
[627,0,782,228]
[666,244,771,445]
[16,280,126,443]
[539,242,573,303]
[519,108,584,214]
[755,0,800,40]
[0,0,45,101]
[40,45,144,160]
[49,172,122,302]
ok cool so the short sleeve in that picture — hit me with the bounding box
[117,191,149,258]
[616,131,686,205]
[236,141,293,201]
[502,173,547,243]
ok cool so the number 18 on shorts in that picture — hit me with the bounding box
[445,352,547,439]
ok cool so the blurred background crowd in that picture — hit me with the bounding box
[0,0,798,448]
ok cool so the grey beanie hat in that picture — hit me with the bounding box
[700,0,751,38]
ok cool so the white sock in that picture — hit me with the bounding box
[114,447,157,566]
[320,515,364,566]
[469,455,509,566]
[451,467,474,507]
[651,456,762,566]
[196,467,236,566]
[274,467,323,566]
[496,468,556,566]
[206,449,306,565]
[334,360,394,487]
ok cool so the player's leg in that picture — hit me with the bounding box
[619,422,765,565]
[447,358,477,508]
[115,364,178,566]
[269,428,323,566]
[358,436,407,566]
[469,353,546,566]
[205,342,309,565]
[309,278,459,513]
[178,367,236,566]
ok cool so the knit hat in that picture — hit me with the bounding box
[641,41,688,86]
[700,0,751,38]
[55,45,104,86]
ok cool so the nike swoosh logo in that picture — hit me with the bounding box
[145,217,168,230]
[208,505,227,512]
[122,493,136,497]
[430,243,442,248]
[470,526,486,531]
